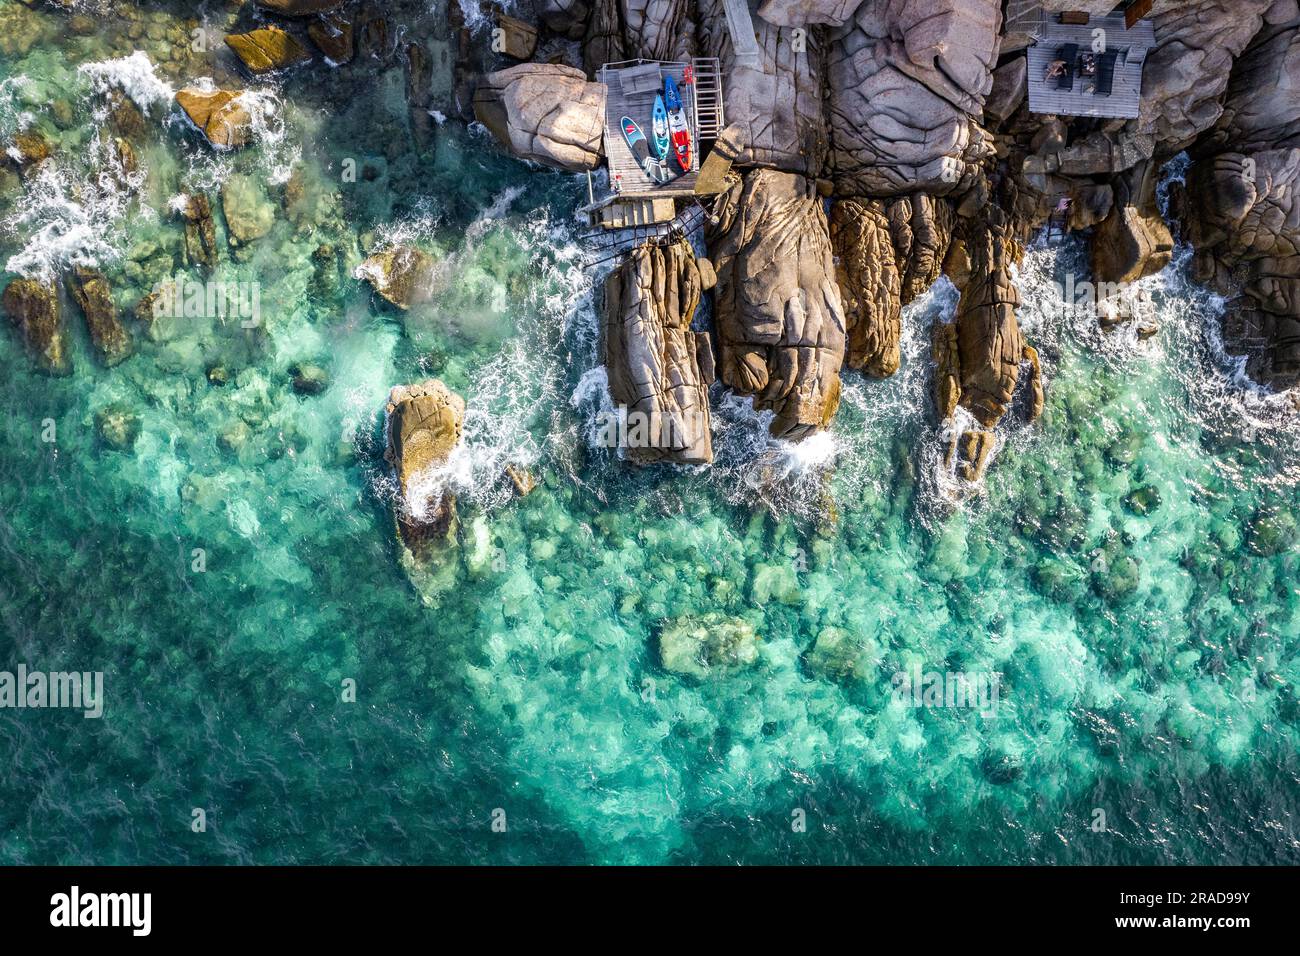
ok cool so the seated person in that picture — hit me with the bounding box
[1045,59,1068,81]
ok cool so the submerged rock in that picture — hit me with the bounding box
[94,404,141,452]
[177,193,219,269]
[289,362,330,396]
[384,380,465,557]
[1247,506,1298,556]
[659,612,761,679]
[66,267,132,367]
[2,277,70,376]
[221,174,276,246]
[602,239,714,465]
[225,27,312,74]
[708,168,845,440]
[473,64,606,172]
[356,246,436,310]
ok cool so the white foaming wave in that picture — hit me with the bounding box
[78,51,175,113]
[0,77,35,141]
[171,80,298,189]
[2,135,146,281]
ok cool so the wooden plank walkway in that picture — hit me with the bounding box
[1026,14,1154,119]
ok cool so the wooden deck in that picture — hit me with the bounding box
[598,60,722,198]
[1026,13,1154,119]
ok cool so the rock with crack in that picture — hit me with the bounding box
[888,193,955,304]
[622,0,696,61]
[225,27,312,74]
[2,277,69,375]
[1092,158,1173,286]
[602,239,715,465]
[66,267,132,367]
[1180,148,1300,389]
[356,246,437,311]
[830,197,903,377]
[175,88,253,149]
[951,210,1025,430]
[1203,16,1300,154]
[826,0,1000,195]
[697,0,828,176]
[473,64,606,172]
[384,380,465,558]
[708,169,846,439]
[177,193,218,269]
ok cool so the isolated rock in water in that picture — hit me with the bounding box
[94,403,141,452]
[831,197,902,377]
[708,169,846,440]
[177,193,218,268]
[757,0,861,27]
[602,239,714,465]
[66,267,132,367]
[175,88,252,149]
[225,27,312,74]
[473,64,606,172]
[254,0,344,14]
[697,0,827,176]
[659,612,760,679]
[384,380,465,556]
[1092,159,1173,285]
[826,0,1000,194]
[289,362,330,396]
[221,173,276,246]
[2,277,69,375]
[356,246,436,310]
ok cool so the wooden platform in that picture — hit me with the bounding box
[1026,13,1154,119]
[598,60,721,198]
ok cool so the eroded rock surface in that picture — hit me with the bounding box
[473,64,606,172]
[66,268,132,367]
[831,197,902,377]
[826,0,1001,194]
[708,169,845,439]
[602,240,714,465]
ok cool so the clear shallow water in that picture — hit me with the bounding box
[1,2,1298,865]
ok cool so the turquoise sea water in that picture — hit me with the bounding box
[1,2,1298,864]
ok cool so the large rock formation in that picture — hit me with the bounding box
[757,0,863,27]
[697,0,829,177]
[826,0,1001,194]
[708,169,846,439]
[1177,13,1300,389]
[2,278,69,376]
[602,240,715,465]
[355,246,437,310]
[384,381,465,556]
[473,64,606,172]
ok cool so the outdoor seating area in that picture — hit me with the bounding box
[1026,11,1154,118]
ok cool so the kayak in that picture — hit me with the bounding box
[620,115,650,166]
[651,95,670,161]
[663,74,692,172]
[620,115,671,184]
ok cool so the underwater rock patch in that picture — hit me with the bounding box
[659,612,761,679]
[2,277,70,376]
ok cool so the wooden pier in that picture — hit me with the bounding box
[1026,12,1154,119]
